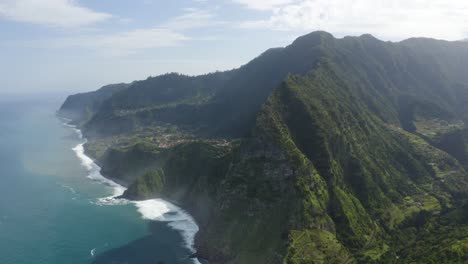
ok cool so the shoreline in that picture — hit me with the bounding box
[63,120,201,264]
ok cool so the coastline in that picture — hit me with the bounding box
[63,120,201,264]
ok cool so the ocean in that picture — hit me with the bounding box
[0,95,199,264]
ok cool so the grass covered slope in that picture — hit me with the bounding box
[271,64,468,263]
[60,31,468,263]
[83,72,236,137]
[118,63,467,263]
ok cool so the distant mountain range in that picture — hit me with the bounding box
[60,31,468,264]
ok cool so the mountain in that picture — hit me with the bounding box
[80,33,328,138]
[60,31,468,264]
[59,83,130,124]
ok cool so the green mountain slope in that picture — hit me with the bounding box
[79,32,328,138]
[59,83,129,124]
[84,71,236,137]
[60,31,468,263]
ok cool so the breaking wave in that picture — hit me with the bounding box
[66,123,200,263]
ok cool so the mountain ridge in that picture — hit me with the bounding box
[60,31,468,264]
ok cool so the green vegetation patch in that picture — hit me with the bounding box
[414,118,464,140]
[284,229,352,264]
[124,169,165,200]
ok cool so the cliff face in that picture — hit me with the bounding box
[60,32,468,263]
[59,83,129,125]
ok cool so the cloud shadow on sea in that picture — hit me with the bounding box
[92,221,196,264]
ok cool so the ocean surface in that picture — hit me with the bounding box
[0,95,199,264]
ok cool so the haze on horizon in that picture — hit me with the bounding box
[0,0,467,94]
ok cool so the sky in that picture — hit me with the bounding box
[0,0,467,94]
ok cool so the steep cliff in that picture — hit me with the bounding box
[60,31,468,263]
[59,83,129,124]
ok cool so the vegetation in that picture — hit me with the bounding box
[60,31,468,263]
[58,83,129,125]
[124,169,165,200]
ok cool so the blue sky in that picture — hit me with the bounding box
[0,0,467,94]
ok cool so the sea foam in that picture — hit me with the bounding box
[134,199,200,251]
[66,124,200,263]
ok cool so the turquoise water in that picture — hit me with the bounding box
[0,96,196,264]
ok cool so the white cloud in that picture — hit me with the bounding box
[236,0,468,40]
[162,8,223,30]
[233,0,297,11]
[25,7,224,56]
[0,0,111,27]
[54,28,188,56]
[6,6,222,56]
[68,8,220,55]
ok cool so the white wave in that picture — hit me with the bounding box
[134,199,200,251]
[60,117,83,139]
[133,199,171,219]
[72,142,128,205]
[63,122,74,128]
[65,123,201,263]
[72,143,93,171]
[60,117,72,123]
[94,194,130,206]
[74,129,83,139]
